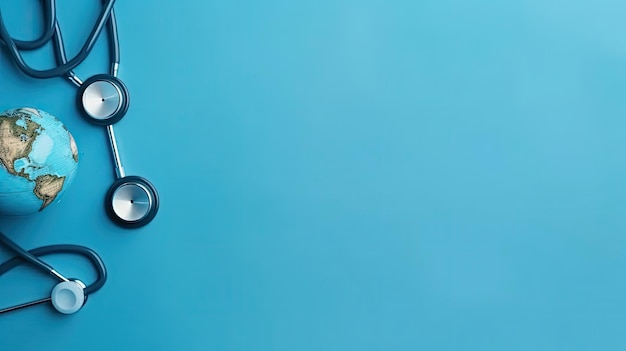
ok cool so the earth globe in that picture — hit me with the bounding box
[0,108,79,215]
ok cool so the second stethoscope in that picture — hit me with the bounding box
[0,231,107,315]
[0,0,159,228]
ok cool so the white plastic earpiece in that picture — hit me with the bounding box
[51,281,85,314]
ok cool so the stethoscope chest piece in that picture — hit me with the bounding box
[77,74,129,126]
[106,176,159,228]
[51,280,86,315]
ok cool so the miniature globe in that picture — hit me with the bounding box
[0,108,79,215]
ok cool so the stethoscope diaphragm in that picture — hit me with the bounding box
[51,280,86,315]
[105,176,159,228]
[77,74,129,125]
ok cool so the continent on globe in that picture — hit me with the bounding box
[34,175,66,211]
[0,113,40,175]
[0,108,79,215]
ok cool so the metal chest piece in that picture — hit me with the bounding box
[51,280,86,314]
[77,74,129,126]
[106,176,160,228]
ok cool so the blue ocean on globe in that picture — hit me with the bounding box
[0,108,79,215]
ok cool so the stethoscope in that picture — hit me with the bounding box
[0,0,159,228]
[0,231,107,315]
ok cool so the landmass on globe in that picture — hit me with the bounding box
[0,108,79,213]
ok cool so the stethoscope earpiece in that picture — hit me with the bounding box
[51,280,86,315]
[106,176,159,228]
[77,74,129,126]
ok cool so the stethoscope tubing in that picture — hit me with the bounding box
[0,233,107,295]
[50,1,120,83]
[10,0,56,50]
[0,233,56,277]
[0,0,117,79]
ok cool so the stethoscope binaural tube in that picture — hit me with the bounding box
[0,232,107,315]
[0,0,117,79]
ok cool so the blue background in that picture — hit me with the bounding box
[2,0,626,350]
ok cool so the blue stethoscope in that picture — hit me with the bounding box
[0,231,107,315]
[0,0,159,228]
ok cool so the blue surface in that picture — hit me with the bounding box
[2,0,626,350]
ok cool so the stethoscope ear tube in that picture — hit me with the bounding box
[105,176,159,228]
[0,0,117,79]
